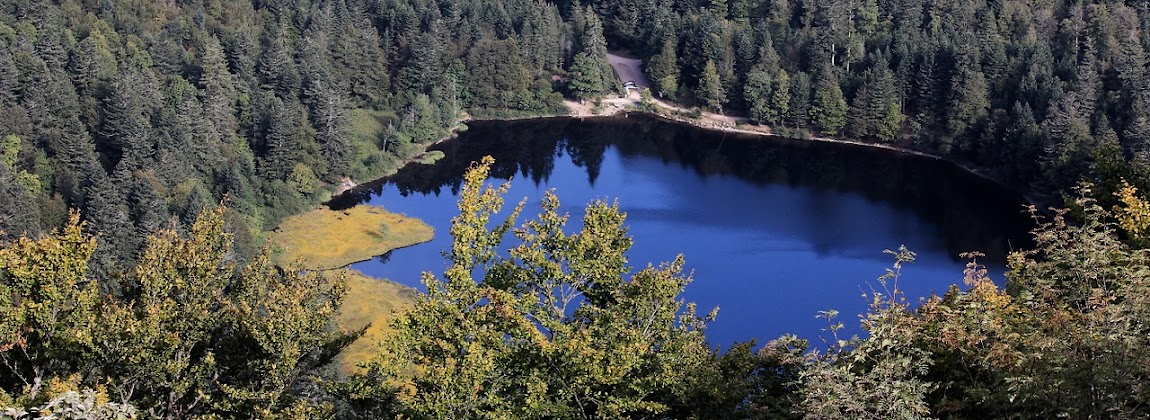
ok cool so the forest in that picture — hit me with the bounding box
[2,0,1150,417]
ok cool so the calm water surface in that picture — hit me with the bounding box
[332,115,1033,348]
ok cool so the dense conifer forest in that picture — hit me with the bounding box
[4,0,1150,417]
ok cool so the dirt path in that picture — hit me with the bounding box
[568,52,950,165]
[585,54,942,160]
[607,54,649,88]
[592,53,747,125]
[563,90,747,128]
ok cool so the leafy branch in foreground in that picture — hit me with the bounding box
[0,209,351,418]
[799,246,934,419]
[358,156,722,418]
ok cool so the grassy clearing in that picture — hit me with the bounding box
[332,268,417,374]
[349,108,396,141]
[347,108,404,181]
[268,205,433,270]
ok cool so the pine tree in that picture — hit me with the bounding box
[466,38,532,109]
[812,68,847,135]
[305,79,350,182]
[98,68,154,168]
[786,72,813,128]
[1124,97,1150,163]
[396,31,443,96]
[847,85,873,137]
[0,163,41,240]
[83,172,138,276]
[128,171,167,237]
[746,69,789,125]
[1039,92,1095,190]
[0,47,17,104]
[847,59,899,139]
[258,27,302,97]
[336,14,390,107]
[568,8,612,101]
[946,57,991,150]
[260,98,314,181]
[198,36,238,144]
[698,60,726,113]
[876,101,905,142]
[912,52,939,127]
[745,70,773,124]
[647,36,680,99]
[769,70,791,125]
[578,7,612,83]
[568,52,605,102]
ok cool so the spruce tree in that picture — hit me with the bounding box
[647,36,680,99]
[787,71,813,128]
[568,52,605,102]
[812,68,847,135]
[698,60,726,113]
[745,70,773,124]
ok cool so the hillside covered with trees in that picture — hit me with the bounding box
[5,0,1150,264]
[631,0,1150,205]
[4,0,1150,417]
[0,0,577,276]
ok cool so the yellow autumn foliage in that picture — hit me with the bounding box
[1115,180,1150,240]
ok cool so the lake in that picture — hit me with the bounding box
[331,114,1034,348]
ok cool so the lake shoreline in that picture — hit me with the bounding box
[315,101,1045,262]
[630,111,1038,203]
[435,104,1045,213]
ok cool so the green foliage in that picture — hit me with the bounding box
[465,38,532,110]
[746,69,790,126]
[647,37,681,99]
[913,189,1150,418]
[0,163,41,240]
[0,0,577,268]
[8,0,1150,417]
[568,52,606,101]
[0,135,17,168]
[698,60,727,113]
[0,212,97,402]
[0,208,350,418]
[812,70,847,135]
[94,207,347,418]
[799,247,934,419]
[945,58,991,152]
[876,101,905,143]
[363,157,719,418]
[785,72,813,128]
[997,193,1150,418]
[638,88,655,111]
[346,108,404,182]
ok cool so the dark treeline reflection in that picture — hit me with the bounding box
[330,114,1034,264]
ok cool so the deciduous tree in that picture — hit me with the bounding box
[364,157,718,418]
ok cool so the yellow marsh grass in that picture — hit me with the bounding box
[269,205,433,373]
[333,268,418,373]
[269,205,433,270]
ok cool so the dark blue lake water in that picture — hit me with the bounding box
[331,115,1033,348]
